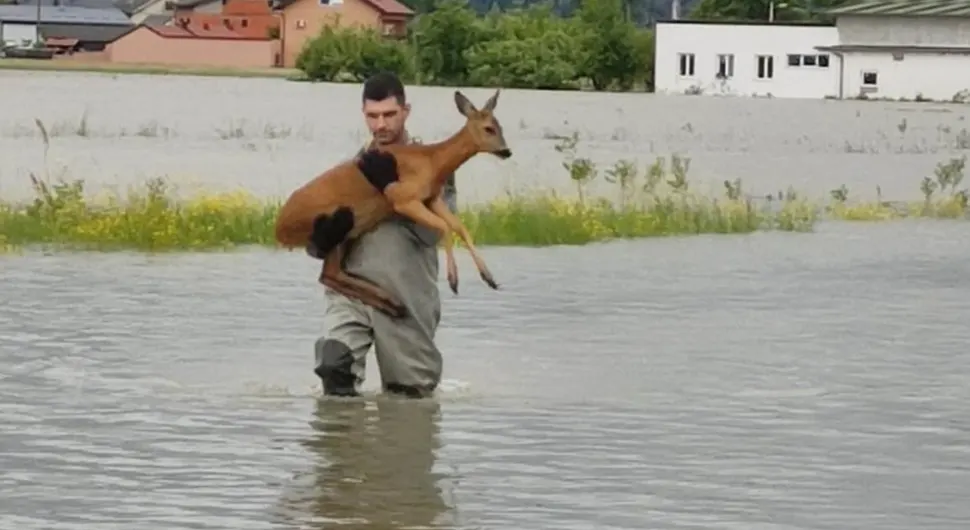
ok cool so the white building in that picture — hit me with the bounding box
[655,0,970,101]
[654,20,840,99]
[823,0,970,101]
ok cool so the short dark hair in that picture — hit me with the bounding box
[362,71,406,105]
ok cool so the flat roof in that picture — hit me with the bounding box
[655,18,836,28]
[828,0,970,17]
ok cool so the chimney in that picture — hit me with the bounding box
[671,0,680,20]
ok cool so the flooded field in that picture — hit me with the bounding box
[2,70,970,204]
[2,221,970,529]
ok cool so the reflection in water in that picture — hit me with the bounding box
[275,397,454,529]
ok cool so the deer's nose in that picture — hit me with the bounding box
[494,148,512,159]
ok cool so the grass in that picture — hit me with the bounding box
[0,174,816,253]
[0,127,967,254]
[0,58,303,79]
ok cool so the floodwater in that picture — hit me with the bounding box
[3,70,970,204]
[3,220,970,529]
[3,70,970,528]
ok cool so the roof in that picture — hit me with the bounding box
[114,21,270,40]
[828,0,970,17]
[174,12,278,38]
[12,0,131,8]
[655,18,834,27]
[0,5,131,24]
[40,22,133,40]
[818,43,970,53]
[274,0,412,16]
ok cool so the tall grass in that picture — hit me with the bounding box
[1,122,966,254]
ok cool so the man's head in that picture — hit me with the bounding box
[362,71,410,146]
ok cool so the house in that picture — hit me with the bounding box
[821,0,970,101]
[0,3,132,50]
[106,22,280,67]
[655,1,970,101]
[274,0,414,68]
[105,0,281,67]
[654,19,840,99]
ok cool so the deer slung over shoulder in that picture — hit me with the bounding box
[274,89,512,318]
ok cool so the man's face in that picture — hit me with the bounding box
[362,96,410,145]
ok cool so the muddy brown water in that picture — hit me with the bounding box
[2,71,970,529]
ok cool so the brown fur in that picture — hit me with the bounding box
[274,89,512,318]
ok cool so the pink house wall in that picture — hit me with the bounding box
[107,27,280,68]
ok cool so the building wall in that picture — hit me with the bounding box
[837,15,970,46]
[841,52,970,101]
[279,0,381,68]
[654,22,841,99]
[107,26,279,68]
[1,22,39,46]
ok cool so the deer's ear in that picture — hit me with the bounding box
[454,91,478,117]
[482,89,500,112]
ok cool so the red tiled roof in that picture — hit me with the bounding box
[146,23,269,40]
[176,12,279,39]
[222,0,274,16]
[45,37,80,47]
[361,0,413,16]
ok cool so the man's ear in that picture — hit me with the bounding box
[402,102,412,119]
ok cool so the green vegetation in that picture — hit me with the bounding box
[1,121,813,253]
[296,0,654,91]
[2,120,967,254]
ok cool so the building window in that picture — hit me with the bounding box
[319,0,329,4]
[802,54,817,66]
[756,55,774,79]
[818,54,830,67]
[862,71,878,86]
[296,19,306,28]
[716,54,734,79]
[241,19,248,28]
[787,54,800,66]
[678,53,695,77]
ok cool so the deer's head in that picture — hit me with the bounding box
[454,89,511,160]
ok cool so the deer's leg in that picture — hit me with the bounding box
[428,195,498,290]
[390,197,472,294]
[319,243,408,319]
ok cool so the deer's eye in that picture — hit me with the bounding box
[484,126,497,135]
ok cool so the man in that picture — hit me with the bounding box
[313,71,458,399]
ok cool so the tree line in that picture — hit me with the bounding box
[294,0,848,92]
[296,0,654,91]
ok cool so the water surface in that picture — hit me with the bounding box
[2,221,969,529]
[3,70,970,204]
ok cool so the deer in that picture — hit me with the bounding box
[275,89,512,319]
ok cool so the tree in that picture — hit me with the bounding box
[409,0,488,84]
[465,4,581,89]
[296,24,415,82]
[574,0,640,90]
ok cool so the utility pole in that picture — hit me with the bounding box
[35,0,42,46]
